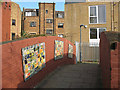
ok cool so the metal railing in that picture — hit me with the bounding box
[81,42,99,62]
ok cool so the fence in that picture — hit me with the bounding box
[79,42,99,62]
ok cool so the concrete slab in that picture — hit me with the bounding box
[35,63,102,88]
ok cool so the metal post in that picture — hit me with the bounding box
[80,24,87,63]
[80,26,82,63]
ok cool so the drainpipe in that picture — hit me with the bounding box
[44,3,45,34]
[53,3,54,35]
[39,3,41,34]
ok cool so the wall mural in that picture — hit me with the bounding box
[22,42,46,81]
[55,40,64,60]
[68,44,73,58]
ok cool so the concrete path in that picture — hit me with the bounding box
[35,63,102,88]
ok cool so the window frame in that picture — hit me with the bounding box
[30,22,36,27]
[58,34,64,38]
[12,19,16,26]
[57,13,63,18]
[46,19,53,23]
[46,29,53,35]
[58,23,64,28]
[89,28,106,46]
[46,10,48,14]
[89,5,106,24]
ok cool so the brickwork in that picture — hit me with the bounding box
[1,36,76,88]
[55,18,64,36]
[10,2,21,40]
[100,32,120,88]
[24,16,39,34]
[39,3,55,35]
[1,2,11,42]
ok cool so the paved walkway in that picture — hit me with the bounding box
[35,63,102,88]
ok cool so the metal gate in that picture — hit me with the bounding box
[76,42,99,63]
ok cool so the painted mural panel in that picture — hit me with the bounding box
[68,44,73,58]
[55,40,64,60]
[22,42,46,81]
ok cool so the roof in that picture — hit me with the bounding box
[24,9,38,12]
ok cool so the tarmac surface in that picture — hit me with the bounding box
[35,63,102,88]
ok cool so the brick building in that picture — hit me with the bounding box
[55,11,64,37]
[0,1,11,42]
[22,3,55,35]
[22,3,64,36]
[64,0,120,46]
[11,2,21,40]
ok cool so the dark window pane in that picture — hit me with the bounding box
[90,28,97,39]
[46,19,53,23]
[46,30,52,35]
[46,10,48,14]
[12,19,16,25]
[30,22,36,27]
[58,23,64,28]
[12,33,15,40]
[90,17,97,23]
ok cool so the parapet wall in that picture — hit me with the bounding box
[100,31,120,88]
[1,36,76,88]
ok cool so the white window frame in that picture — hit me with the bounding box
[58,34,63,38]
[89,28,106,47]
[89,5,106,24]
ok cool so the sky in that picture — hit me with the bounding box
[11,0,65,11]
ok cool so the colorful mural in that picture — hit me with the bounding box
[22,42,46,81]
[55,40,64,60]
[68,44,73,58]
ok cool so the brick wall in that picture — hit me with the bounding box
[1,36,76,88]
[10,2,21,40]
[2,2,11,42]
[100,32,120,88]
[55,18,64,36]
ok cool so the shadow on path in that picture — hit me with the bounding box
[35,63,102,88]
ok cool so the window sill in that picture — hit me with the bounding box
[89,23,106,25]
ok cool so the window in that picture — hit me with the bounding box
[90,28,97,39]
[12,33,15,40]
[58,34,63,38]
[30,22,36,27]
[12,19,16,25]
[25,12,36,16]
[46,30,52,35]
[9,5,11,9]
[31,12,36,16]
[5,2,7,6]
[89,5,106,24]
[30,33,36,35]
[57,13,63,18]
[46,19,53,23]
[89,28,106,46]
[58,23,64,28]
[46,10,48,14]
